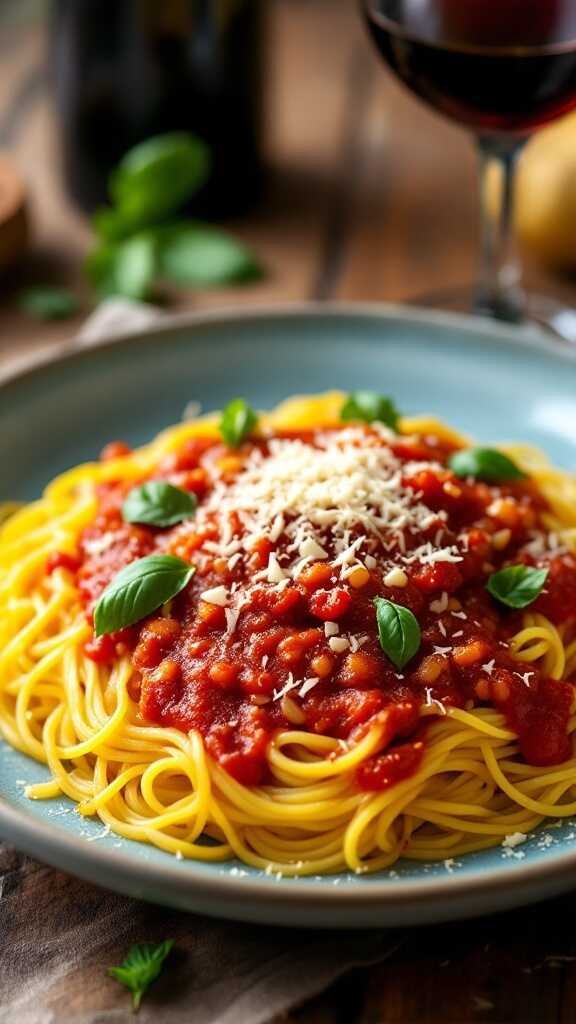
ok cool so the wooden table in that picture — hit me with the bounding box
[2,2,576,1021]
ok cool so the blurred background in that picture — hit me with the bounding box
[1,0,576,371]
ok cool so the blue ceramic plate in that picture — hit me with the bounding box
[3,303,576,928]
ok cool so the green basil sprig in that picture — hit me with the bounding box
[122,482,197,528]
[110,132,210,226]
[219,398,258,448]
[448,447,525,483]
[341,391,400,431]
[87,233,157,301]
[108,940,174,1012]
[86,132,262,301]
[374,597,421,670]
[18,286,79,321]
[158,222,261,286]
[94,554,195,635]
[486,564,548,609]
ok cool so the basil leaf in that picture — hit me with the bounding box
[110,132,210,224]
[341,392,400,430]
[18,287,79,321]
[92,206,142,244]
[87,235,157,300]
[109,940,174,1012]
[85,244,116,296]
[112,234,157,300]
[374,597,421,670]
[219,398,258,448]
[487,564,548,609]
[158,222,262,286]
[94,554,195,635]
[122,482,197,528]
[448,447,526,483]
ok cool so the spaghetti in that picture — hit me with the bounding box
[2,391,576,876]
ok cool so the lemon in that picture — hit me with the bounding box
[512,112,576,272]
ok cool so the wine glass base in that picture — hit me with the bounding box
[408,285,576,344]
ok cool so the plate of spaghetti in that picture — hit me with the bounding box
[3,304,576,927]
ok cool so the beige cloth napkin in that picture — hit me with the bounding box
[0,848,400,1024]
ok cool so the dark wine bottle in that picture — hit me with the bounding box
[50,0,265,218]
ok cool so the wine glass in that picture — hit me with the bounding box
[362,0,576,340]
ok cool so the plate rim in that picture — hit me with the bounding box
[2,298,576,393]
[2,299,576,908]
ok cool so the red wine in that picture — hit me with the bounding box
[365,0,576,134]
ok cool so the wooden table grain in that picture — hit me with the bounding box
[1,2,576,1022]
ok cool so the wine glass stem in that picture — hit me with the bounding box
[474,136,526,324]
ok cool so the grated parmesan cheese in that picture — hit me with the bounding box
[517,671,534,688]
[273,673,298,700]
[186,428,466,579]
[333,535,366,568]
[224,607,240,634]
[299,676,320,697]
[430,592,449,614]
[200,586,229,606]
[268,514,285,543]
[502,832,527,849]
[424,687,447,715]
[329,636,350,653]
[402,541,463,566]
[384,567,408,588]
[181,399,202,421]
[298,537,329,560]
[266,553,287,584]
[83,534,115,556]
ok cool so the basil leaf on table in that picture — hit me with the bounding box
[158,222,262,286]
[486,564,548,609]
[374,597,421,670]
[85,244,116,296]
[92,206,146,244]
[108,940,174,1012]
[111,234,157,300]
[18,287,79,321]
[110,132,210,224]
[122,482,197,528]
[87,234,157,300]
[448,447,526,483]
[341,392,400,431]
[94,554,195,635]
[219,398,258,448]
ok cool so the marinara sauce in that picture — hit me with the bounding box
[49,425,576,788]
